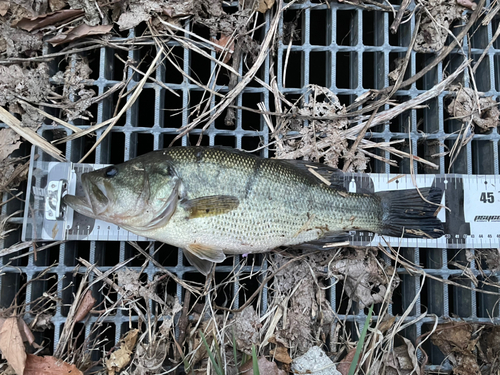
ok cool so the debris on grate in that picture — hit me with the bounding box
[232,305,261,354]
[274,85,369,171]
[414,0,467,53]
[446,86,500,132]
[0,64,50,128]
[270,251,337,356]
[431,322,500,375]
[329,249,400,309]
[291,346,341,375]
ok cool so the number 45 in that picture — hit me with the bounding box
[480,192,495,203]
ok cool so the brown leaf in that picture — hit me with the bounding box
[17,318,35,346]
[377,315,396,333]
[24,354,83,375]
[0,129,21,162]
[73,290,96,322]
[210,34,234,64]
[270,345,292,364]
[431,322,480,375]
[106,329,139,375]
[256,0,275,13]
[13,9,84,32]
[48,0,66,12]
[47,24,113,46]
[0,317,27,375]
[0,0,10,16]
[337,348,356,375]
[240,356,286,375]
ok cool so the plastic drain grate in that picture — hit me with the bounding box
[1,0,499,371]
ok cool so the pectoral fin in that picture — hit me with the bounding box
[183,243,226,275]
[182,195,239,219]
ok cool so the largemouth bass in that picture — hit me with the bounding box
[63,146,444,274]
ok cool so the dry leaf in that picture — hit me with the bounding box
[0,0,10,16]
[48,0,66,12]
[106,329,140,375]
[271,345,292,364]
[0,317,27,375]
[256,0,275,13]
[239,356,286,375]
[447,86,500,131]
[0,129,21,161]
[337,348,356,375]
[17,318,35,346]
[73,290,96,322]
[211,34,234,64]
[47,24,113,46]
[24,354,83,375]
[432,322,480,375]
[377,315,396,333]
[13,9,84,32]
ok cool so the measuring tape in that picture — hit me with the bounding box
[22,155,500,249]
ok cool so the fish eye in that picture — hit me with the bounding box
[105,166,118,178]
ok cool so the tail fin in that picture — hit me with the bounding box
[376,187,444,239]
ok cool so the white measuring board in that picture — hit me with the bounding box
[22,158,500,249]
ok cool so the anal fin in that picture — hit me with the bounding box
[183,243,226,275]
[183,249,215,275]
[290,232,352,250]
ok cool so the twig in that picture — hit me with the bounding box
[390,0,411,33]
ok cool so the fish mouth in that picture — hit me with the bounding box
[63,174,110,218]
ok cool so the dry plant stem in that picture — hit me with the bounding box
[345,59,469,141]
[342,14,420,171]
[0,107,65,161]
[54,269,92,358]
[78,258,147,321]
[472,20,500,74]
[214,250,319,313]
[482,2,500,25]
[150,32,225,99]
[379,245,500,296]
[77,47,164,162]
[114,53,179,97]
[19,100,82,134]
[390,0,411,33]
[384,0,485,93]
[4,240,66,260]
[175,290,191,361]
[223,47,243,128]
[172,1,286,143]
[128,242,197,294]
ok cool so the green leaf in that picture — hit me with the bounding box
[252,344,260,375]
[200,330,223,375]
[348,304,374,375]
